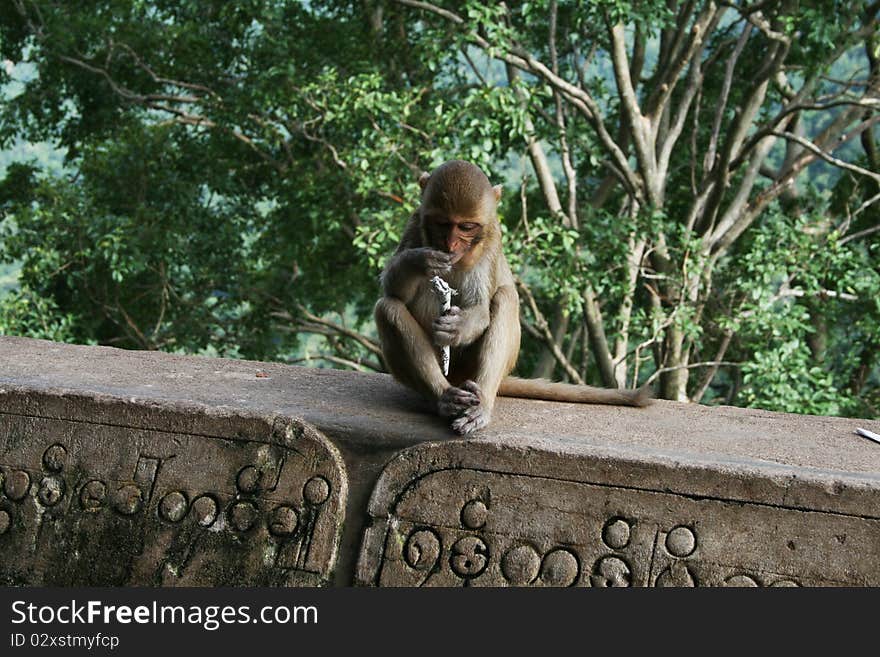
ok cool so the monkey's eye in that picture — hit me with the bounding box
[459,223,479,232]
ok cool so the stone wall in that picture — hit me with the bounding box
[1,336,879,586]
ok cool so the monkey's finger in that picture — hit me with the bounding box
[426,250,453,264]
[433,321,460,333]
[433,318,461,331]
[438,388,480,418]
[452,409,489,435]
[451,416,471,434]
[461,380,483,397]
[433,331,457,346]
[427,257,452,268]
[440,386,479,404]
[427,265,452,278]
[423,251,453,273]
[447,389,479,405]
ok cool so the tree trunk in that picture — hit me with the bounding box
[660,325,689,401]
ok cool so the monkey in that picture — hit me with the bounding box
[374,159,650,435]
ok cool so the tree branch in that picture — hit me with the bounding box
[607,20,658,206]
[691,328,734,403]
[705,21,753,172]
[273,306,383,358]
[645,360,740,386]
[287,354,383,372]
[515,277,585,385]
[771,130,880,184]
[393,0,642,201]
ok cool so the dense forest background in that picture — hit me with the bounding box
[1,1,878,419]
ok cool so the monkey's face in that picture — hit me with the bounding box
[423,211,484,263]
[418,160,501,269]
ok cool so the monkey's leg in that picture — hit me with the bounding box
[375,298,477,418]
[452,285,521,435]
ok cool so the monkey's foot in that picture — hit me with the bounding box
[438,384,480,418]
[451,405,491,435]
[449,381,490,435]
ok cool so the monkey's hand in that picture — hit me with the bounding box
[406,247,455,278]
[433,306,463,347]
[437,382,480,418]
[433,305,489,348]
[450,381,491,435]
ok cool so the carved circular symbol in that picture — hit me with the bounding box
[602,517,632,550]
[724,574,759,587]
[236,466,261,494]
[404,529,441,571]
[500,544,541,585]
[665,526,696,558]
[461,500,488,530]
[80,480,107,510]
[42,444,67,472]
[4,470,31,501]
[159,491,189,523]
[192,495,218,527]
[541,549,580,587]
[303,476,330,505]
[37,476,65,507]
[229,501,259,532]
[112,484,143,515]
[590,556,632,587]
[0,509,10,534]
[268,506,299,536]
[450,536,489,579]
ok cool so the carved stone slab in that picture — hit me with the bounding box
[356,440,880,586]
[0,398,347,586]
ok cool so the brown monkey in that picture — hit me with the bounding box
[375,160,649,435]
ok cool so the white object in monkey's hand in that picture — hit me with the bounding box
[429,275,457,376]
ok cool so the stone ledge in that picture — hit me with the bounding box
[1,336,879,586]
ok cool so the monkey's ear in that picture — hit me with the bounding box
[493,184,503,202]
[418,172,430,190]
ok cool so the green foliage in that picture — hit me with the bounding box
[0,0,877,419]
[741,339,844,416]
[0,289,78,342]
[507,214,584,314]
[716,203,880,417]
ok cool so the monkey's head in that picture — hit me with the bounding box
[418,160,502,270]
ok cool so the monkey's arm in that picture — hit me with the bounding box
[380,250,424,303]
[382,246,457,302]
[451,285,520,435]
[380,217,423,302]
[475,285,520,404]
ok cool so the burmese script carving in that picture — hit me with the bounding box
[361,466,876,586]
[0,413,346,586]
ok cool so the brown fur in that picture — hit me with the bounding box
[375,160,650,435]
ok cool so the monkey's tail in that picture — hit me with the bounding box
[498,377,653,407]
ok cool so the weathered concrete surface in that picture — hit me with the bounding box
[1,336,879,586]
